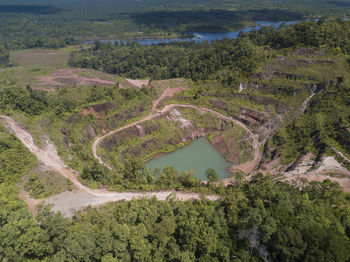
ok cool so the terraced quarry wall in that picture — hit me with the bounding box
[98,107,254,170]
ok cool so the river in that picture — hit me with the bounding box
[85,20,298,46]
[146,137,232,180]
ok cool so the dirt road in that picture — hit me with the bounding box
[92,102,261,176]
[0,113,219,217]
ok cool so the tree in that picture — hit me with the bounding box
[0,45,9,67]
[156,166,179,187]
[205,168,219,183]
[123,158,147,185]
[179,170,200,188]
[129,224,151,261]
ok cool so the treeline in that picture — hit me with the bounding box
[1,105,350,261]
[69,38,260,84]
[0,125,37,183]
[1,0,350,50]
[80,157,222,191]
[244,18,350,52]
[0,86,49,115]
[6,36,76,50]
[0,10,78,49]
[130,9,303,32]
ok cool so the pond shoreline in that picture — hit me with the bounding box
[145,136,234,180]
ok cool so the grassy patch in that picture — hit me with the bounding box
[10,49,70,68]
[24,170,74,199]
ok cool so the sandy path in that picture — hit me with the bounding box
[300,92,315,113]
[0,112,219,217]
[4,86,348,215]
[92,87,186,168]
[0,88,259,216]
[0,116,89,191]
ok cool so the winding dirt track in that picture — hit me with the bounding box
[93,95,261,177]
[0,105,220,216]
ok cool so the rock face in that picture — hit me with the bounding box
[63,104,148,145]
[257,115,283,145]
[238,108,268,128]
[80,102,118,118]
[85,125,96,139]
[135,125,146,138]
[106,104,146,130]
[209,99,229,112]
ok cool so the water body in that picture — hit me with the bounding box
[138,21,298,45]
[146,137,232,180]
[85,21,298,46]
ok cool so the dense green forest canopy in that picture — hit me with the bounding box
[129,9,303,32]
[1,128,350,261]
[0,0,350,49]
[0,5,63,14]
[69,38,260,82]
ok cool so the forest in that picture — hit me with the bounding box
[1,128,350,261]
[0,0,350,49]
[128,9,303,32]
[69,38,260,84]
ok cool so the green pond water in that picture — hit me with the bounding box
[146,137,232,180]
